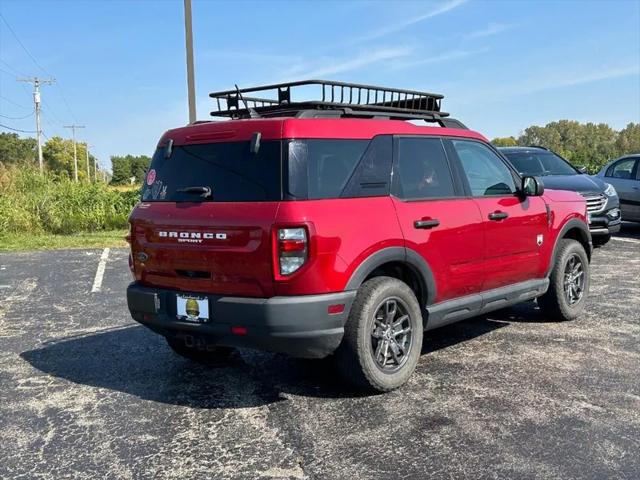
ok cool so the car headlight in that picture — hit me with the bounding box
[603,183,617,197]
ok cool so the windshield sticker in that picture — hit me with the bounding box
[151,180,163,199]
[159,185,167,200]
[146,169,157,186]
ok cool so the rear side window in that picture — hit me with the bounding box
[141,141,282,202]
[393,137,455,199]
[606,158,636,179]
[341,136,393,198]
[452,140,516,196]
[286,139,369,199]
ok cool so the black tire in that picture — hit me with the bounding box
[335,276,423,392]
[592,233,611,247]
[166,337,234,364]
[538,239,590,321]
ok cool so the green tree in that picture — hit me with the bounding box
[130,155,151,183]
[110,155,132,185]
[42,136,89,181]
[616,123,640,155]
[491,136,518,147]
[0,133,37,165]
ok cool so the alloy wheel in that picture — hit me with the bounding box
[370,297,414,373]
[563,253,585,305]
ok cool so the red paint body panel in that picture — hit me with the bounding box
[129,201,279,297]
[391,198,484,302]
[131,118,588,305]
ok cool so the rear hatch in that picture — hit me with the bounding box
[130,137,283,297]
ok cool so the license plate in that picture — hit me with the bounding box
[176,295,209,323]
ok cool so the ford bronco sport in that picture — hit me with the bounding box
[127,80,592,392]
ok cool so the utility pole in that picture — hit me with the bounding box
[85,143,92,182]
[64,124,85,181]
[18,77,55,173]
[184,0,196,124]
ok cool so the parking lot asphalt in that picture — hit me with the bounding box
[1,224,639,480]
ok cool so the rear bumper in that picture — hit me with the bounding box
[127,282,356,359]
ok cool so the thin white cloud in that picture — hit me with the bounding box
[459,65,640,104]
[351,0,468,44]
[537,65,640,91]
[282,46,413,80]
[391,48,489,70]
[464,22,515,39]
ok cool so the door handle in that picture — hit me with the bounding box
[488,211,509,221]
[414,219,440,229]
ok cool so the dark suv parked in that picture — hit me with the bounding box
[499,146,620,245]
[127,81,591,392]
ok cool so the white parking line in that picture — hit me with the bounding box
[611,237,640,244]
[91,248,110,293]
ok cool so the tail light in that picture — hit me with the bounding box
[274,227,308,278]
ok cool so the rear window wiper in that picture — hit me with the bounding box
[177,186,212,199]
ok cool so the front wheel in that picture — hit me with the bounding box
[538,239,590,321]
[335,277,423,392]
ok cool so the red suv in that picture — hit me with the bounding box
[127,81,592,392]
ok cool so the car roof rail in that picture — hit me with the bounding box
[209,80,468,129]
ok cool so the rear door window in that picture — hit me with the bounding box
[393,137,456,199]
[141,141,282,202]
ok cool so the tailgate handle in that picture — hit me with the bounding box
[175,269,211,279]
[414,219,440,229]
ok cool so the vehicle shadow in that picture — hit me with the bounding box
[21,310,540,409]
[616,221,640,240]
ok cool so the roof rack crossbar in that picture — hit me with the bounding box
[209,80,466,128]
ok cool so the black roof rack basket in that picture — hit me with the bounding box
[209,80,467,129]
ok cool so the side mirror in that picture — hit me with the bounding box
[522,176,544,196]
[576,165,587,174]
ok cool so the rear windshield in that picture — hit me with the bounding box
[142,141,282,202]
[141,137,387,202]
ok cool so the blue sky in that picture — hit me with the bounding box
[1,0,639,171]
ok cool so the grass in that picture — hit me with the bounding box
[0,229,128,252]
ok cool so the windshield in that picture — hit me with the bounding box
[503,151,578,176]
[141,140,282,202]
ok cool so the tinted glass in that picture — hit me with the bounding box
[341,136,393,198]
[453,140,516,196]
[503,151,577,176]
[287,139,368,199]
[394,137,455,199]
[141,141,282,202]
[606,158,636,179]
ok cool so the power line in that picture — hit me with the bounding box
[0,13,78,123]
[0,58,27,77]
[0,95,31,110]
[0,122,36,133]
[0,13,49,74]
[0,109,35,120]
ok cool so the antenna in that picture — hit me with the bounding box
[234,84,260,119]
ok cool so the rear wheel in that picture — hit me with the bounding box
[538,239,590,321]
[335,276,423,392]
[166,337,234,364]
